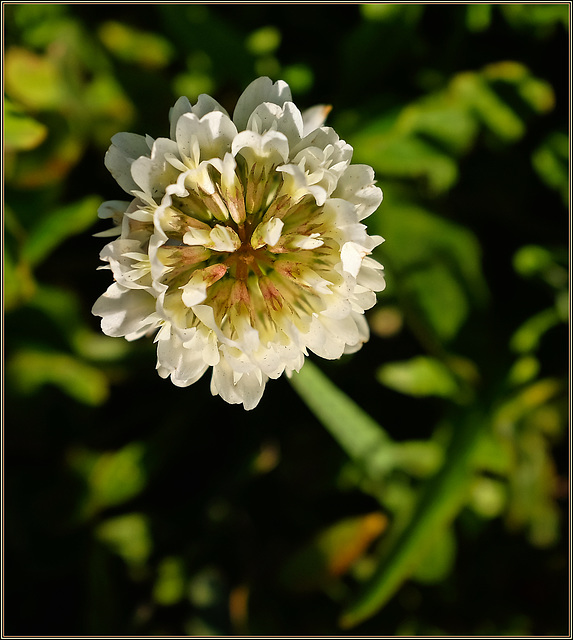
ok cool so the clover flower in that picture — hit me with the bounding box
[93,77,385,410]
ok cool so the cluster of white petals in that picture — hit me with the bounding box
[93,77,385,409]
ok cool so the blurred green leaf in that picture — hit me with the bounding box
[405,264,470,343]
[507,355,541,387]
[3,245,36,310]
[188,567,225,609]
[466,4,493,32]
[153,557,187,606]
[377,200,487,300]
[4,98,47,151]
[280,512,388,592]
[6,46,68,110]
[532,133,569,206]
[282,64,314,94]
[453,71,525,142]
[375,199,487,343]
[8,349,109,405]
[378,356,461,399]
[397,96,478,155]
[510,308,561,354]
[391,440,444,478]
[88,442,148,509]
[22,195,100,267]
[96,513,152,567]
[341,409,485,627]
[246,26,281,56]
[469,476,508,519]
[289,360,395,481]
[98,21,174,69]
[502,4,569,37]
[411,526,456,584]
[353,132,458,193]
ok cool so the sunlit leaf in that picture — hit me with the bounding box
[98,21,174,69]
[507,356,541,387]
[453,72,525,142]
[353,132,458,193]
[5,47,68,110]
[468,476,508,519]
[96,513,152,567]
[8,349,109,406]
[4,98,47,151]
[392,440,444,478]
[246,26,281,55]
[3,246,36,311]
[378,356,461,399]
[397,96,478,155]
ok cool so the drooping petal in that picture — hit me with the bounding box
[92,283,160,341]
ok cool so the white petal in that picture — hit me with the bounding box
[333,164,383,220]
[92,283,159,340]
[301,104,332,136]
[251,217,284,249]
[176,111,237,165]
[231,129,290,167]
[233,76,292,131]
[105,132,152,194]
[247,101,304,150]
[97,200,130,220]
[130,138,180,199]
[169,96,193,139]
[341,241,368,277]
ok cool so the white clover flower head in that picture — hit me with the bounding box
[93,77,385,410]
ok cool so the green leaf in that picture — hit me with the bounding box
[376,199,488,306]
[8,349,109,405]
[22,195,100,267]
[246,26,281,56]
[98,21,174,69]
[510,308,560,354]
[378,357,461,399]
[411,526,456,584]
[4,98,47,151]
[5,46,68,110]
[340,409,485,627]
[397,97,478,155]
[288,360,395,481]
[353,133,458,193]
[96,513,152,567]
[88,442,148,509]
[532,133,569,206]
[153,557,187,606]
[453,71,525,142]
[466,4,493,32]
[405,264,469,342]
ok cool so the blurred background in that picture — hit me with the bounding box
[4,4,569,636]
